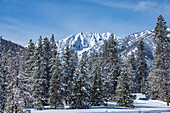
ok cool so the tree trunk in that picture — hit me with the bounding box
[15,104,17,113]
[164,82,169,106]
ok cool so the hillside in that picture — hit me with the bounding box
[56,30,156,68]
[0,36,25,53]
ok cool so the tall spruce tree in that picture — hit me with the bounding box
[0,47,7,113]
[50,34,57,58]
[24,39,35,108]
[25,39,35,76]
[5,47,33,113]
[102,33,120,100]
[42,37,52,105]
[5,47,14,112]
[71,51,90,109]
[49,53,63,108]
[90,53,106,106]
[61,46,73,105]
[116,57,134,108]
[127,52,137,93]
[32,36,46,109]
[136,39,148,93]
[147,15,169,106]
[70,45,78,79]
[88,51,98,84]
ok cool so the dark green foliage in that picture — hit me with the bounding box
[49,53,63,108]
[102,34,120,100]
[147,15,169,105]
[127,52,137,93]
[0,47,7,113]
[5,47,33,112]
[61,45,77,105]
[42,37,52,105]
[24,39,35,76]
[136,40,148,93]
[116,59,134,108]
[71,51,90,109]
[32,36,45,109]
[90,53,106,106]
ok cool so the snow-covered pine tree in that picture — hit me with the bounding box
[42,37,52,105]
[61,45,73,105]
[49,53,63,109]
[16,48,33,110]
[23,39,35,108]
[88,50,98,84]
[71,51,90,109]
[127,52,137,93]
[25,39,35,76]
[90,52,106,106]
[102,33,120,100]
[49,34,57,75]
[136,39,148,93]
[69,45,78,80]
[0,47,7,113]
[32,36,46,109]
[116,57,134,108]
[5,47,33,113]
[147,15,169,106]
[5,47,14,112]
[50,34,57,59]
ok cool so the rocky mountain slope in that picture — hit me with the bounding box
[57,32,114,55]
[57,30,158,67]
[0,36,25,53]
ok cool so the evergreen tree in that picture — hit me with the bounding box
[61,46,73,105]
[0,47,7,113]
[42,37,52,105]
[24,39,35,76]
[88,51,98,84]
[147,15,169,106]
[23,39,35,108]
[127,52,137,93]
[90,53,106,106]
[70,45,78,79]
[5,47,14,112]
[32,36,46,109]
[50,34,57,58]
[136,39,148,93]
[49,53,63,108]
[116,58,134,108]
[71,51,90,109]
[5,47,33,113]
[102,34,120,100]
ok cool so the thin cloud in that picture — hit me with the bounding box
[163,3,170,16]
[84,0,157,11]
[84,0,135,9]
[0,23,19,31]
[135,1,157,11]
[1,17,24,27]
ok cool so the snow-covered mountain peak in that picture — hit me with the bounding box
[56,28,169,67]
[57,32,117,55]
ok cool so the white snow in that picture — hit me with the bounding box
[31,93,170,113]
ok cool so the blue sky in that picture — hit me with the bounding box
[0,0,170,46]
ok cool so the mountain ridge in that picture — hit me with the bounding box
[56,29,161,68]
[0,36,25,53]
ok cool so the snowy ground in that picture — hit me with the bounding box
[31,94,170,113]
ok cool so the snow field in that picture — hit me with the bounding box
[31,94,170,113]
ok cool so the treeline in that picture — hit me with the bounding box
[0,15,169,113]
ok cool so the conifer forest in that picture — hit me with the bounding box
[0,15,169,113]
